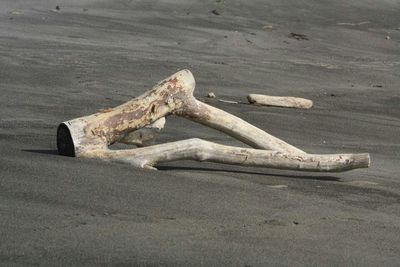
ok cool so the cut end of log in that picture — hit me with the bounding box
[57,123,75,157]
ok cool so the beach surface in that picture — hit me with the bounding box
[1,0,399,266]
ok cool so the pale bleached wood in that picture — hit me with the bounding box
[83,138,370,172]
[57,69,370,173]
[247,94,313,109]
[119,117,165,147]
[58,70,196,156]
[177,100,305,155]
[58,69,303,157]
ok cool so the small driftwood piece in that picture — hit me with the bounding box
[247,94,313,109]
[57,70,370,172]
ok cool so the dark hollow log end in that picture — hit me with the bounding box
[57,123,75,157]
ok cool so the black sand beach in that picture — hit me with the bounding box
[1,0,399,266]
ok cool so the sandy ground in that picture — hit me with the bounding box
[1,0,400,266]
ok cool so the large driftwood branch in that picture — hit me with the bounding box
[57,69,370,172]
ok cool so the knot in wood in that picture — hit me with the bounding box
[166,97,175,108]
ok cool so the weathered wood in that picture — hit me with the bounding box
[58,70,196,156]
[57,69,370,173]
[83,138,370,172]
[119,117,165,147]
[177,99,305,155]
[58,69,303,157]
[247,94,313,109]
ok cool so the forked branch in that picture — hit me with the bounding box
[84,138,370,172]
[57,70,370,173]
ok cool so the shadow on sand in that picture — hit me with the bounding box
[157,166,341,182]
[22,149,59,155]
[22,149,341,181]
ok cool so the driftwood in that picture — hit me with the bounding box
[247,94,313,109]
[57,70,370,172]
[119,117,165,147]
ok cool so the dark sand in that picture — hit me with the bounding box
[1,0,400,266]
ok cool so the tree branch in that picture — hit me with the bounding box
[84,139,370,172]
